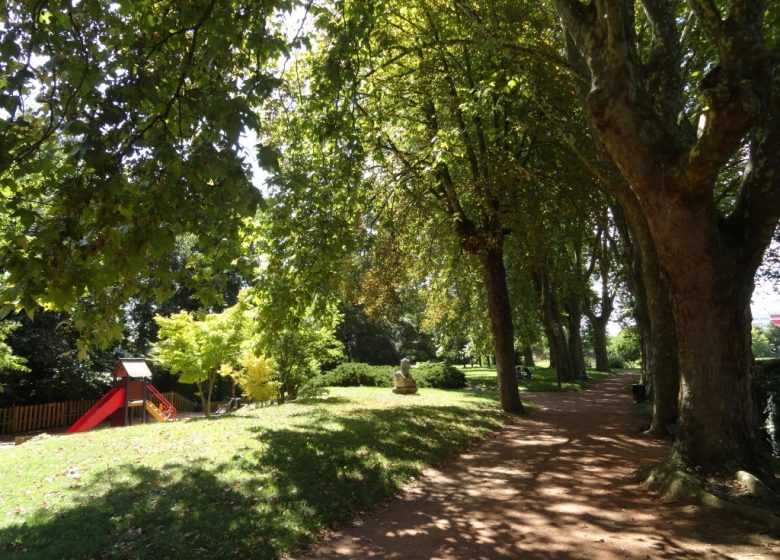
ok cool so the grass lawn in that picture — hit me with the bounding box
[0,387,511,559]
[460,365,614,393]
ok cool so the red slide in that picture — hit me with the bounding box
[67,386,126,434]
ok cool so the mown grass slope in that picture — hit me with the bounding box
[0,387,510,559]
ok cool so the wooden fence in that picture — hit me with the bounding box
[161,392,228,415]
[0,392,227,435]
[0,398,99,435]
[162,391,198,412]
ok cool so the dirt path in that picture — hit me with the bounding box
[300,372,779,559]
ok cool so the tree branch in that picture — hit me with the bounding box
[552,0,594,54]
[724,96,780,273]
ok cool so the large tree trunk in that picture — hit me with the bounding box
[613,201,679,435]
[589,313,610,372]
[538,272,573,381]
[643,263,680,435]
[565,295,586,380]
[639,330,650,387]
[522,343,535,367]
[481,247,525,414]
[647,197,763,472]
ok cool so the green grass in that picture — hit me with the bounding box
[460,365,614,393]
[630,401,653,417]
[0,387,510,559]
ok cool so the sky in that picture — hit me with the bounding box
[752,281,780,325]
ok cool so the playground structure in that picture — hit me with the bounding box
[67,358,177,434]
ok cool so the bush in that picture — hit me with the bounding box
[753,327,774,358]
[315,362,394,388]
[413,361,467,389]
[608,354,626,369]
[299,361,467,391]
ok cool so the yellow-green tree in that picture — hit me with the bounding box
[152,305,246,415]
[231,353,278,404]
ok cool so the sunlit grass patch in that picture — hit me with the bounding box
[460,365,616,393]
[0,387,509,560]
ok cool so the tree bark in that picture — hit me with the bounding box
[565,294,586,380]
[197,380,210,417]
[538,271,573,381]
[613,199,679,435]
[553,0,777,475]
[646,195,763,472]
[522,343,535,367]
[208,371,218,416]
[548,336,559,370]
[643,262,680,435]
[589,314,610,372]
[481,247,525,414]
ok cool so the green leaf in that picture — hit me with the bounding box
[257,145,281,172]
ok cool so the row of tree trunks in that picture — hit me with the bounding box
[612,202,680,435]
[552,0,777,475]
[534,270,578,382]
[645,195,763,473]
[558,19,683,436]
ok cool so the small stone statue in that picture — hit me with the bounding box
[393,358,418,395]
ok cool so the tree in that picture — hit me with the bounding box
[752,327,774,359]
[553,0,780,476]
[251,303,344,404]
[0,321,28,394]
[152,304,245,415]
[609,327,642,365]
[336,304,401,366]
[767,324,780,357]
[584,215,618,372]
[0,312,116,406]
[302,0,558,412]
[232,352,278,403]
[0,0,291,347]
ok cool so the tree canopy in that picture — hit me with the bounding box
[0,0,778,484]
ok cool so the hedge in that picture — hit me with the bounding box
[302,361,467,392]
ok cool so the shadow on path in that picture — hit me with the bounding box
[301,373,780,560]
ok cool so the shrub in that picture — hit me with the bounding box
[413,361,467,389]
[299,361,467,391]
[316,362,394,388]
[752,327,774,358]
[608,354,626,369]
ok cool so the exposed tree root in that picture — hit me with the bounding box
[646,455,780,532]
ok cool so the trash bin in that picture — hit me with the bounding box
[632,384,646,403]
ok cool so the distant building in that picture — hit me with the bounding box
[753,313,780,327]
